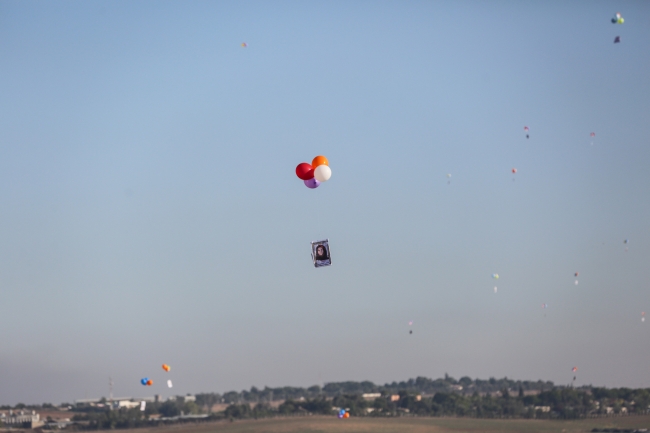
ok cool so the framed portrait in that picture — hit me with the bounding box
[311,239,331,268]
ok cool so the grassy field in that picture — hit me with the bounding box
[110,415,650,433]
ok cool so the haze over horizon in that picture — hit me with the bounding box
[1,1,649,406]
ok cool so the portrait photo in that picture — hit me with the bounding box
[311,239,331,268]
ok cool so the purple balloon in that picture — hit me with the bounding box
[304,178,320,189]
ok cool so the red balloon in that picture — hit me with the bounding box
[296,163,314,180]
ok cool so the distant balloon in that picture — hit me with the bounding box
[624,239,629,244]
[512,168,517,174]
[524,126,529,139]
[311,155,329,169]
[162,364,170,372]
[314,165,332,182]
[343,412,350,418]
[241,42,248,47]
[409,321,413,326]
[542,303,548,309]
[574,272,579,277]
[296,163,314,180]
[140,378,148,386]
[572,367,578,372]
[146,379,153,386]
[492,274,499,279]
[575,280,579,285]
[590,132,595,137]
[614,36,621,43]
[167,380,173,388]
[494,286,497,293]
[447,173,451,178]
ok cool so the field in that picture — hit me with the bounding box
[109,416,650,433]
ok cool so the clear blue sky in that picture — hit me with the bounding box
[1,0,649,405]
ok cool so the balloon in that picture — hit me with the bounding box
[512,168,517,174]
[447,174,451,178]
[590,132,595,137]
[618,17,624,24]
[343,412,350,418]
[314,165,332,182]
[575,272,579,277]
[167,380,173,388]
[311,155,329,168]
[162,364,170,372]
[241,42,247,47]
[624,239,629,244]
[494,286,497,293]
[339,409,345,415]
[492,274,499,279]
[614,36,621,43]
[575,280,579,285]
[337,414,343,419]
[408,321,413,326]
[146,379,153,386]
[304,178,320,189]
[296,163,314,180]
[524,126,529,132]
[141,378,148,386]
[572,367,578,372]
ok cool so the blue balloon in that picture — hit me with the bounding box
[141,378,148,385]
[339,409,346,415]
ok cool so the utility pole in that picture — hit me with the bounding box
[109,377,113,410]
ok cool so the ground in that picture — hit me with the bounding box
[60,415,650,433]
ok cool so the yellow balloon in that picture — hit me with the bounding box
[618,17,624,24]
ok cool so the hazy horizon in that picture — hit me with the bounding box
[1,0,649,406]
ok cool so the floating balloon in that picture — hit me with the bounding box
[296,163,314,180]
[524,126,529,139]
[512,168,517,174]
[408,320,413,326]
[241,42,248,47]
[494,286,497,293]
[624,239,629,244]
[574,272,579,277]
[146,379,153,386]
[140,378,149,386]
[590,132,595,137]
[162,364,170,372]
[296,156,331,188]
[167,380,173,388]
[311,155,329,168]
[614,36,621,43]
[314,165,332,182]
[572,367,578,372]
[447,174,451,178]
[542,303,548,309]
[575,280,579,285]
[611,12,624,24]
[343,412,350,418]
[492,274,499,279]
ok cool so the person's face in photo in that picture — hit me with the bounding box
[316,245,326,258]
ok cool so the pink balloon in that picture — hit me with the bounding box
[304,178,320,189]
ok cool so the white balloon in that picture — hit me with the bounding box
[314,165,332,182]
[167,380,173,388]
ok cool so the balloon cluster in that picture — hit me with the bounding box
[611,12,624,24]
[337,409,350,419]
[296,156,332,189]
[140,363,171,386]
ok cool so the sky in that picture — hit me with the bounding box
[0,0,649,405]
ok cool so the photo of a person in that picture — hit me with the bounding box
[311,240,331,268]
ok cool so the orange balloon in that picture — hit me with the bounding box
[311,155,328,168]
[162,364,170,371]
[343,412,350,418]
[146,379,153,386]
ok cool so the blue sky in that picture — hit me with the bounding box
[0,0,649,405]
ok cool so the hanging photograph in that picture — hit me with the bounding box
[311,239,331,268]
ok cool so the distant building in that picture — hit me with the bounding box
[415,395,422,401]
[362,393,381,400]
[0,410,44,428]
[534,406,551,413]
[390,395,400,402]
